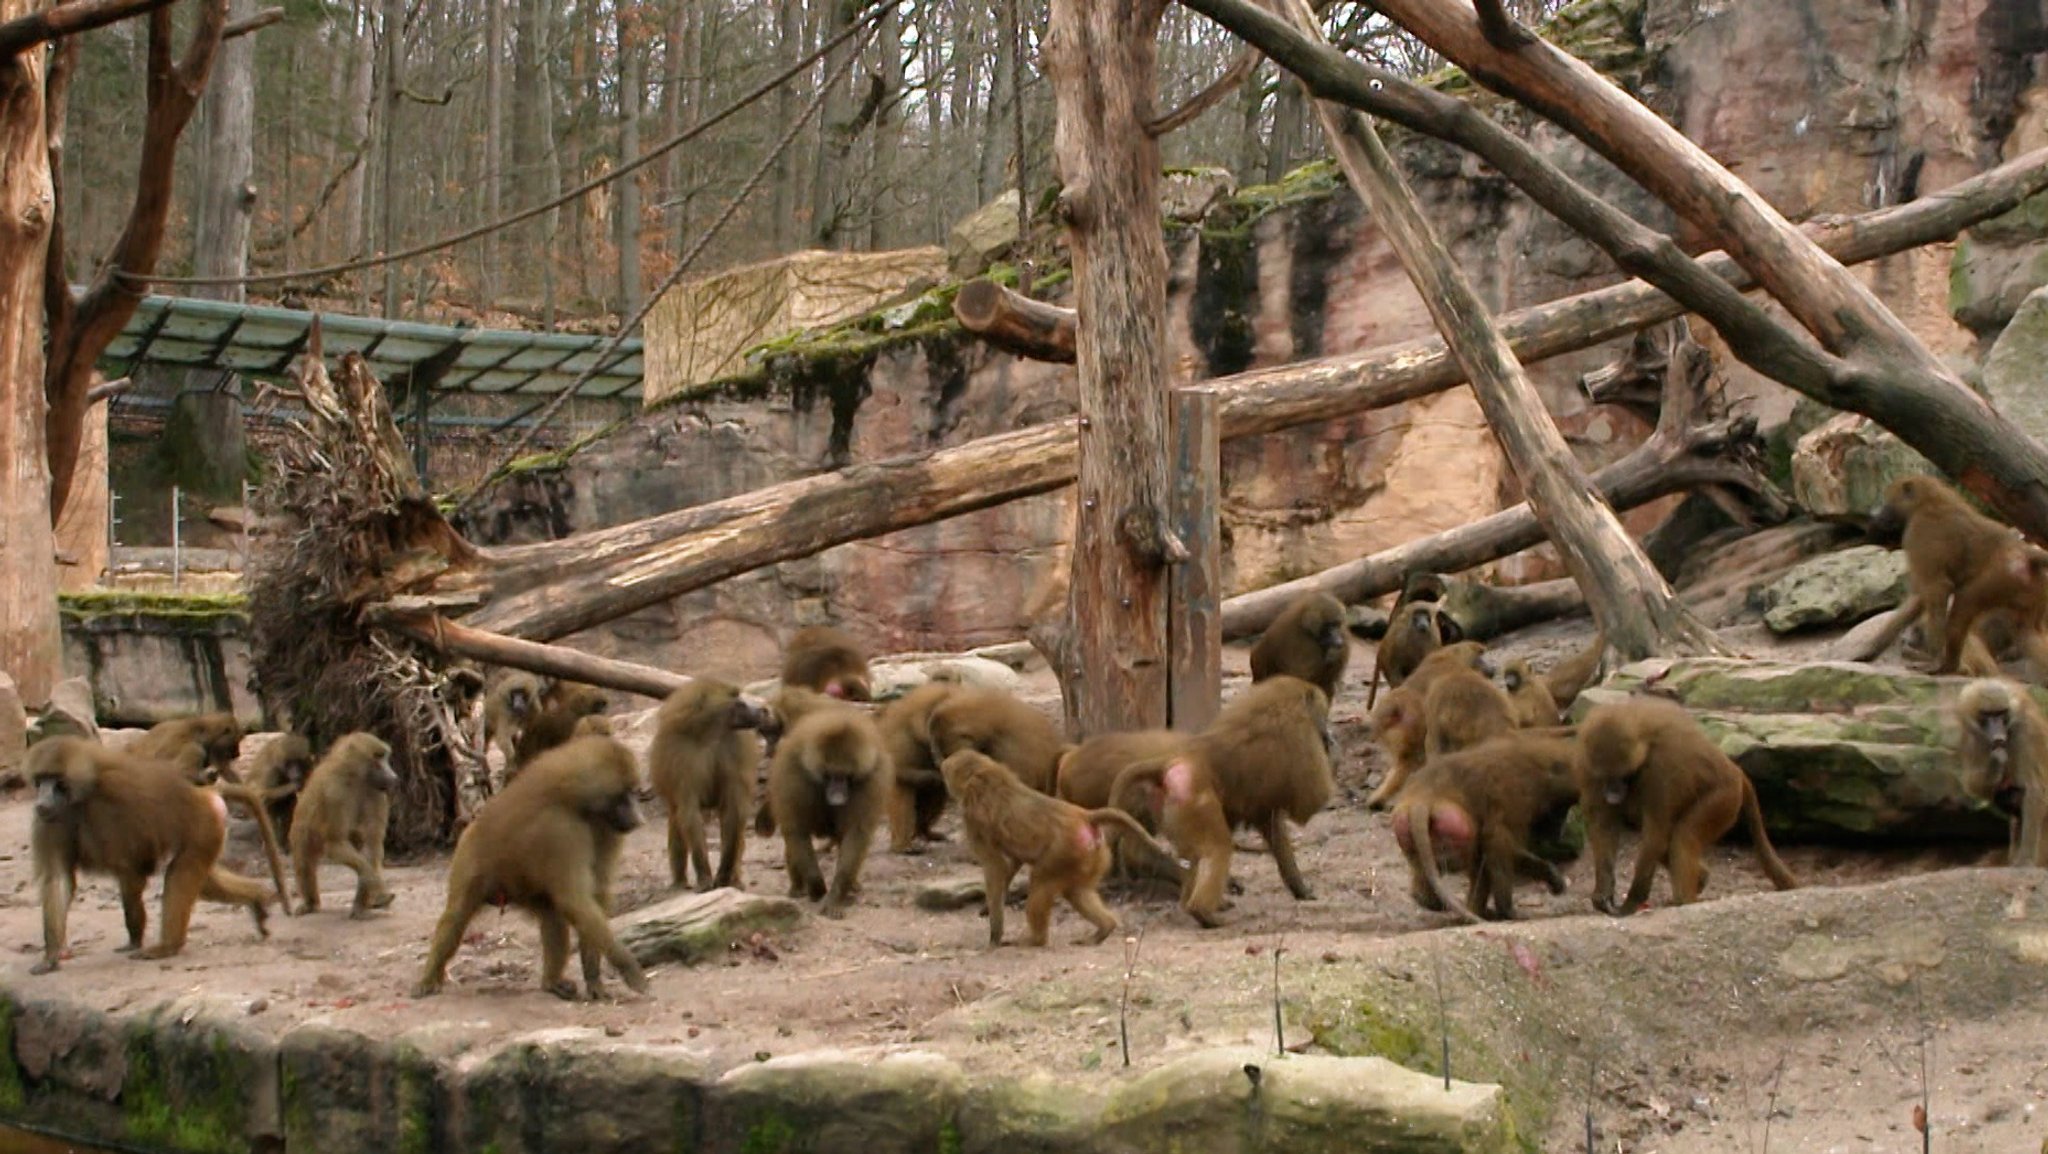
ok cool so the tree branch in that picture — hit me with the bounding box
[0,0,178,59]
[1149,48,1258,136]
[222,6,284,40]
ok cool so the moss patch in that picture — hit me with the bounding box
[59,591,248,622]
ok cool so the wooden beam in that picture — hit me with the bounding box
[952,278,1076,363]
[375,611,690,700]
[0,0,178,59]
[1168,387,1221,731]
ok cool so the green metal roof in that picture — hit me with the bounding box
[99,294,644,399]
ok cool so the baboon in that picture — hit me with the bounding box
[1363,642,1494,810]
[781,625,874,701]
[1422,664,1518,760]
[131,712,246,782]
[26,738,272,973]
[1953,679,2048,867]
[1249,591,1351,699]
[1055,729,1189,882]
[1870,475,2048,673]
[1391,733,1581,923]
[927,688,1066,795]
[648,680,772,891]
[1368,583,1462,708]
[943,750,1183,947]
[1576,698,1799,915]
[768,704,890,917]
[1500,658,1564,728]
[1109,677,1334,927]
[573,714,614,737]
[877,682,965,852]
[482,671,547,767]
[144,733,292,918]
[510,682,609,774]
[290,733,399,918]
[1543,633,1607,711]
[414,735,649,1000]
[246,733,316,836]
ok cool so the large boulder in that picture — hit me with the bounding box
[709,1049,968,1154]
[1950,196,2048,337]
[947,191,1023,278]
[1789,413,1933,519]
[0,672,25,785]
[1161,166,1237,222]
[33,676,99,743]
[616,888,804,968]
[1575,659,2013,843]
[1982,284,2048,446]
[1759,545,1909,633]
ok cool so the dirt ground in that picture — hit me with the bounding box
[3,619,2046,1153]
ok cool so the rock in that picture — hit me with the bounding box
[1982,285,2048,446]
[1575,659,2017,842]
[710,1048,967,1154]
[1161,167,1237,223]
[1760,545,1910,633]
[277,1022,464,1154]
[955,1074,1104,1154]
[912,873,1035,912]
[615,888,804,968]
[1097,1047,1511,1154]
[947,191,1023,278]
[34,676,99,743]
[1790,413,1934,519]
[1950,196,2048,336]
[1676,521,1863,628]
[0,672,25,786]
[457,1029,712,1154]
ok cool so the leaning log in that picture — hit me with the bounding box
[371,609,691,700]
[952,279,1076,363]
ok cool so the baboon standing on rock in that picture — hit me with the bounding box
[648,680,772,891]
[1250,591,1351,699]
[1953,679,2048,867]
[26,738,273,972]
[1576,699,1798,915]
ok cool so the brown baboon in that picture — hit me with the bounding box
[1391,733,1581,923]
[1870,475,2048,673]
[1055,729,1188,882]
[876,682,965,852]
[573,714,615,737]
[1953,679,2048,867]
[414,735,649,1000]
[510,683,609,774]
[648,680,772,891]
[926,687,1066,795]
[26,738,272,973]
[1109,677,1334,927]
[943,750,1182,948]
[246,734,317,836]
[1543,632,1607,711]
[1501,659,1564,728]
[1368,582,1463,708]
[290,733,400,918]
[1422,665,1519,760]
[1576,698,1799,915]
[130,713,246,782]
[781,625,874,701]
[1249,591,1351,700]
[767,704,890,917]
[1363,642,1493,810]
[482,671,547,767]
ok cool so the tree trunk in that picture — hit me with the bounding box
[868,0,903,250]
[808,0,853,247]
[978,0,1017,205]
[952,278,1076,362]
[482,0,504,305]
[615,0,641,316]
[0,14,61,704]
[1282,0,1719,660]
[339,0,373,259]
[1042,0,1174,736]
[178,0,253,497]
[53,399,106,592]
[770,0,800,253]
[376,0,400,316]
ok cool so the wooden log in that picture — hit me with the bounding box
[1168,387,1221,731]
[374,610,690,700]
[460,158,2048,642]
[952,278,1076,363]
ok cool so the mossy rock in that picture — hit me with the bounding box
[455,1029,711,1154]
[615,888,803,968]
[709,1049,967,1154]
[1760,546,1909,634]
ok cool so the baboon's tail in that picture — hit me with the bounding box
[1084,807,1185,867]
[203,868,274,937]
[1409,809,1482,925]
[1739,778,1799,891]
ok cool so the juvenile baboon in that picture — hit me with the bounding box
[1055,729,1188,882]
[1542,632,1607,711]
[1500,659,1563,728]
[944,750,1183,947]
[26,738,272,972]
[1369,602,1456,709]
[1109,677,1334,927]
[1250,591,1351,699]
[1953,679,2048,867]
[1576,698,1799,915]
[1391,733,1581,923]
[247,733,317,836]
[927,687,1066,795]
[131,713,246,782]
[1363,642,1493,810]
[648,680,772,891]
[510,683,609,774]
[1422,665,1518,760]
[414,735,649,1000]
[768,704,890,917]
[1870,475,2048,673]
[781,625,874,701]
[483,671,547,767]
[290,732,400,918]
[877,682,965,852]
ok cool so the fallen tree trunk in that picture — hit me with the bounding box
[952,278,1076,363]
[373,609,691,700]
[462,156,2047,642]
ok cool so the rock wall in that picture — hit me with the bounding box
[459,0,2048,680]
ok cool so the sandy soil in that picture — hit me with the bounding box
[4,622,2045,1153]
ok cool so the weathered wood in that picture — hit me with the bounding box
[1364,0,2048,545]
[377,611,690,701]
[1286,0,1720,660]
[1045,0,1175,735]
[0,7,59,703]
[0,0,177,58]
[952,278,1076,363]
[458,157,2045,641]
[1168,387,1221,731]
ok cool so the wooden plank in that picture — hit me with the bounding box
[1168,387,1221,731]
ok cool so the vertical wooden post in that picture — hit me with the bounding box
[1168,387,1220,731]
